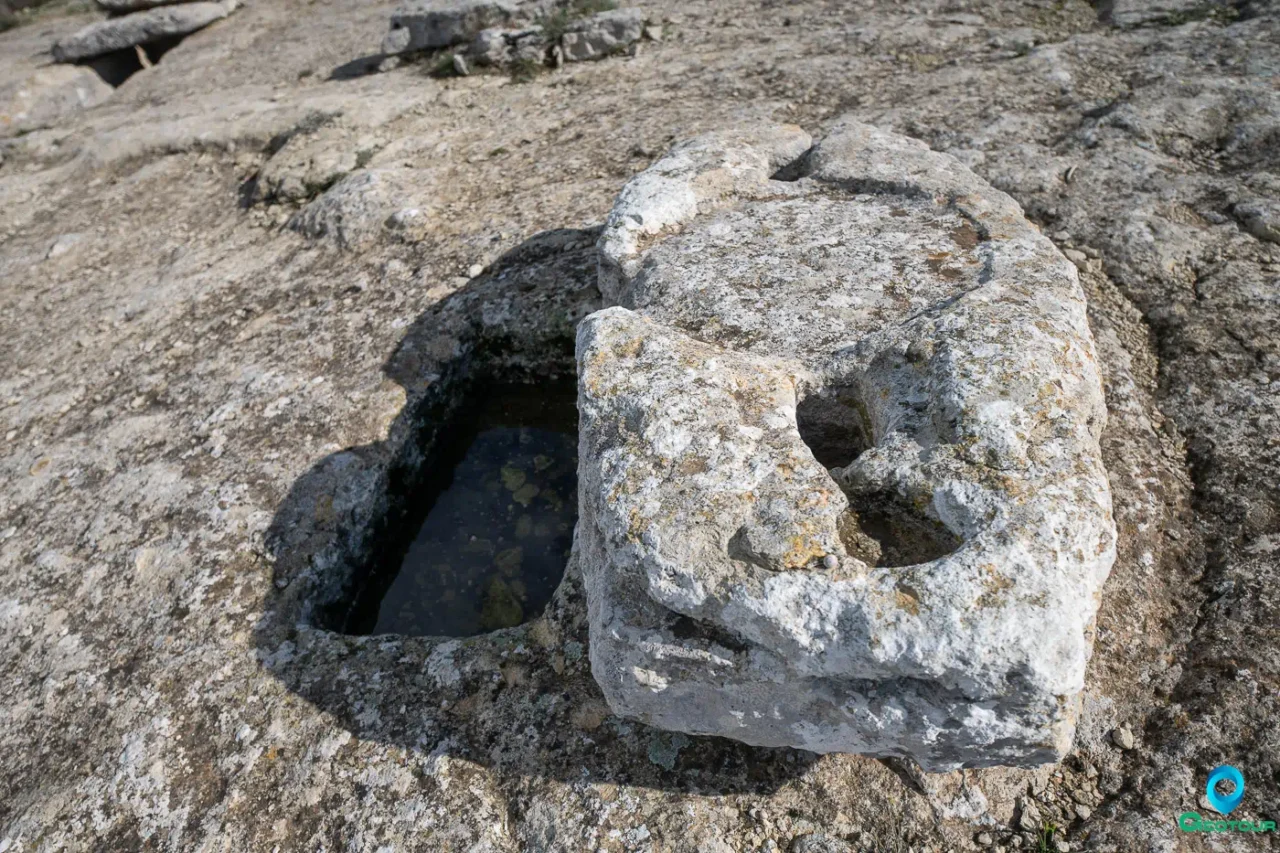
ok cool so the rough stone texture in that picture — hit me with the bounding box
[467,24,545,65]
[288,167,433,250]
[0,65,112,138]
[1106,0,1235,28]
[96,0,190,13]
[579,121,1116,770]
[0,0,1276,849]
[382,0,550,54]
[51,0,237,62]
[254,123,387,203]
[561,8,643,61]
[386,2,642,64]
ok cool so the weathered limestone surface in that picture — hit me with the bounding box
[51,0,237,62]
[560,8,643,61]
[467,24,546,66]
[579,121,1118,770]
[288,167,430,250]
[3,0,1276,848]
[95,0,190,13]
[382,0,551,54]
[0,65,111,138]
[383,0,643,63]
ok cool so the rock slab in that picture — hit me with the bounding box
[383,0,644,64]
[577,121,1117,770]
[560,8,643,61]
[95,0,191,13]
[52,0,238,63]
[383,0,551,54]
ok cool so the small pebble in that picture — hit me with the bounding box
[1112,726,1136,750]
[468,263,484,278]
[975,831,993,847]
[822,555,839,570]
[1075,804,1092,820]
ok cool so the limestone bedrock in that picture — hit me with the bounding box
[577,120,1117,770]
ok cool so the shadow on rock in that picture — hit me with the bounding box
[255,227,818,794]
[328,53,392,81]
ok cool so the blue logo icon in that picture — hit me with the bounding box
[1207,765,1245,815]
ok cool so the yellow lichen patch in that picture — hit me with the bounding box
[976,564,1015,609]
[627,507,651,541]
[894,583,922,616]
[781,528,831,569]
[677,456,710,476]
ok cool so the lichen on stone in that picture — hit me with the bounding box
[577,120,1117,770]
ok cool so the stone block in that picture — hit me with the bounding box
[561,8,643,62]
[52,0,238,62]
[578,120,1116,770]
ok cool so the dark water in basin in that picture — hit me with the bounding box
[342,381,578,637]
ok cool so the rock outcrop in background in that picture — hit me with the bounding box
[383,0,649,72]
[50,0,237,63]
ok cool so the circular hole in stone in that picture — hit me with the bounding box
[795,389,869,469]
[840,493,962,568]
[796,387,961,569]
[329,376,578,637]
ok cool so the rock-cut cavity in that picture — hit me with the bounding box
[329,379,578,637]
[83,35,185,87]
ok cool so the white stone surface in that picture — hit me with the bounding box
[382,0,551,54]
[52,0,238,62]
[561,8,643,62]
[578,120,1118,770]
[0,66,112,138]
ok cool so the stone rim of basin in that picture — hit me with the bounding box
[577,119,1117,770]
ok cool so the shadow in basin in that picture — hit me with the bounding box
[255,227,818,794]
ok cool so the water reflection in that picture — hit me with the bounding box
[341,380,578,637]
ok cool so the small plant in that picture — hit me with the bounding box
[508,56,542,83]
[1037,820,1059,853]
[538,7,573,42]
[430,51,460,78]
